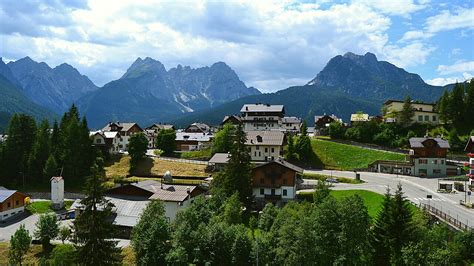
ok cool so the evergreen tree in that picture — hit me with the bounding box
[313,197,341,264]
[438,90,450,123]
[448,128,463,151]
[285,134,297,161]
[397,96,415,126]
[131,200,170,265]
[3,114,37,185]
[295,122,313,163]
[156,129,176,155]
[212,123,235,154]
[73,164,122,265]
[50,120,60,160]
[231,225,253,265]
[220,124,253,207]
[34,213,59,251]
[313,180,332,204]
[43,155,59,180]
[221,192,242,225]
[450,83,465,127]
[9,224,31,265]
[371,188,393,266]
[127,133,148,174]
[258,203,278,231]
[464,80,474,128]
[27,120,51,182]
[390,184,414,265]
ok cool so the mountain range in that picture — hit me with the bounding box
[171,52,452,126]
[0,52,456,131]
[77,57,260,127]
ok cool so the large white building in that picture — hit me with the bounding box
[245,130,285,162]
[101,122,144,151]
[383,100,440,125]
[240,104,285,131]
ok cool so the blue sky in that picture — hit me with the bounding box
[0,0,472,92]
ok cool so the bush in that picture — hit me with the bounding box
[49,244,76,265]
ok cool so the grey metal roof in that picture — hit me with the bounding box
[409,137,450,149]
[253,158,303,173]
[149,184,196,202]
[245,130,285,146]
[209,153,230,164]
[0,190,16,202]
[102,122,142,132]
[240,104,284,113]
[282,116,301,124]
[107,197,150,227]
[176,132,213,142]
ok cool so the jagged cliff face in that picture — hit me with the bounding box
[308,52,443,102]
[7,57,98,113]
[77,57,261,127]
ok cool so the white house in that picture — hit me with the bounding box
[383,100,440,125]
[281,116,302,133]
[175,131,213,151]
[101,122,144,151]
[50,176,64,210]
[245,130,285,162]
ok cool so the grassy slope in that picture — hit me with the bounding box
[330,190,385,219]
[311,138,406,170]
[105,155,207,178]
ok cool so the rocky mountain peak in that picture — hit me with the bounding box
[121,57,166,79]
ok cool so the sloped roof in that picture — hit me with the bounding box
[253,159,303,173]
[147,124,175,130]
[409,137,450,149]
[148,184,196,202]
[240,104,284,113]
[245,130,285,146]
[0,190,17,203]
[282,116,301,124]
[209,153,230,164]
[222,115,242,123]
[102,122,142,132]
[176,132,213,142]
[350,113,370,122]
[465,136,474,152]
[103,131,119,139]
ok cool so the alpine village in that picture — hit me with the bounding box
[0,1,473,265]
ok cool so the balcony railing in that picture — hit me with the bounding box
[264,194,282,200]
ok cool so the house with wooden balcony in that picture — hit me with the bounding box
[409,137,450,177]
[251,159,303,207]
[102,122,143,151]
[240,103,285,131]
[245,130,285,162]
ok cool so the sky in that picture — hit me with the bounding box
[0,0,473,93]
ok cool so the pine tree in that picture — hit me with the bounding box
[450,83,465,127]
[464,80,474,129]
[398,96,415,126]
[212,123,235,154]
[285,134,297,161]
[390,184,415,265]
[438,90,450,123]
[3,114,37,185]
[73,164,122,265]
[43,155,59,180]
[27,120,51,182]
[371,188,393,266]
[50,120,60,160]
[221,124,252,207]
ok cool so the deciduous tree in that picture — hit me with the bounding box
[127,132,148,173]
[9,224,31,265]
[34,213,59,251]
[156,129,176,155]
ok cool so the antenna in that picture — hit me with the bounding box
[59,167,64,177]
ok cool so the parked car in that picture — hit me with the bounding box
[326,178,339,183]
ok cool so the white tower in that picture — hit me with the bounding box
[51,176,64,210]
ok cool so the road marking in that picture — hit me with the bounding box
[411,197,446,202]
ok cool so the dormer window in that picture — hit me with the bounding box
[256,135,263,142]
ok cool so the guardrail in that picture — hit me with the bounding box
[420,203,472,231]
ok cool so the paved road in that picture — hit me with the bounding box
[303,170,474,226]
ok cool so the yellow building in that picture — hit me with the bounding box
[383,100,439,125]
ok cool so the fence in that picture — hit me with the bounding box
[157,156,209,165]
[420,203,472,231]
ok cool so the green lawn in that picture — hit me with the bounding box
[311,138,406,170]
[300,173,364,184]
[178,148,213,160]
[330,190,385,219]
[26,200,74,214]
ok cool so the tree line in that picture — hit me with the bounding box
[0,105,96,189]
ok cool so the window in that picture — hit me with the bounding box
[433,169,441,174]
[418,115,423,121]
[271,148,275,153]
[258,152,261,157]
[96,139,102,144]
[265,148,268,152]
[271,189,275,195]
[432,115,437,121]
[256,145,260,150]
[7,202,11,208]
[283,189,287,196]
[433,159,437,164]
[15,200,19,206]
[419,169,427,175]
[260,188,264,195]
[441,160,444,164]
[254,151,257,157]
[419,159,428,164]
[424,115,429,121]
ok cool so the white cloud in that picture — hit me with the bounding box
[381,42,435,68]
[353,0,426,16]
[399,30,433,42]
[426,72,473,86]
[437,61,474,75]
[425,7,474,33]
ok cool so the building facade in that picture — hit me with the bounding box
[0,189,28,221]
[245,131,285,162]
[383,100,440,125]
[240,104,285,131]
[102,122,143,151]
[409,137,449,177]
[252,159,303,207]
